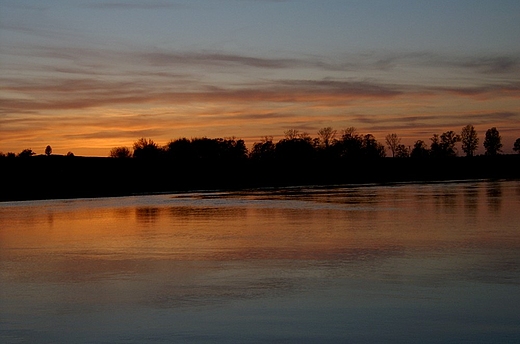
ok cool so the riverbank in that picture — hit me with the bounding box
[1,154,519,202]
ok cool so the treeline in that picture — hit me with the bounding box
[1,125,520,201]
[2,125,519,161]
[105,126,520,162]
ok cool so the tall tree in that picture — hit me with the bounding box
[395,144,410,158]
[440,130,461,157]
[338,127,363,158]
[283,129,300,140]
[461,124,479,157]
[411,140,429,158]
[250,136,275,161]
[362,134,386,158]
[429,134,442,157]
[431,131,460,157]
[514,138,520,154]
[45,145,52,156]
[483,127,502,155]
[385,133,401,157]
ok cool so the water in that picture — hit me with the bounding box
[1,180,519,343]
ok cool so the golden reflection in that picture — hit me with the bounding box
[486,181,502,214]
[433,186,459,213]
[463,184,479,215]
[135,207,161,225]
[1,181,519,270]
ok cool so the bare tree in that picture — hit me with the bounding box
[283,129,300,140]
[385,133,401,157]
[317,127,337,148]
[461,124,479,157]
[341,127,358,138]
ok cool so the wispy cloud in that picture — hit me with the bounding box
[2,74,520,114]
[142,51,302,69]
[355,112,518,125]
[436,83,520,98]
[83,2,189,10]
[370,52,520,75]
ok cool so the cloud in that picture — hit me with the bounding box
[455,56,520,74]
[354,112,518,125]
[358,112,520,133]
[369,51,520,75]
[3,72,520,115]
[143,51,302,69]
[83,2,189,10]
[437,83,520,98]
[62,129,169,140]
[0,75,407,113]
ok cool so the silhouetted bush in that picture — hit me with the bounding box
[133,138,162,159]
[110,146,132,158]
[17,149,35,158]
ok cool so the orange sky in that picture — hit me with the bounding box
[1,1,519,156]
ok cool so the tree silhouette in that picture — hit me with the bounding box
[461,124,479,157]
[514,138,520,154]
[362,134,386,158]
[275,135,314,162]
[385,133,401,157]
[411,140,429,158]
[338,127,363,158]
[430,131,460,157]
[429,134,442,157]
[283,129,301,140]
[18,149,35,158]
[484,127,502,155]
[395,144,410,158]
[317,127,337,148]
[165,138,193,162]
[440,130,461,157]
[133,138,162,159]
[110,146,132,158]
[250,136,276,161]
[190,137,221,161]
[45,145,52,156]
[218,137,248,161]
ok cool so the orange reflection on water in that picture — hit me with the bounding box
[1,181,519,266]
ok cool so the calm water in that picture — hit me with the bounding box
[1,180,520,343]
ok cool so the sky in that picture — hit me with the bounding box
[1,0,519,156]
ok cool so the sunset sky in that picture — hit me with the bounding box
[1,0,519,156]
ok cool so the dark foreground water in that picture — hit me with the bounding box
[1,180,520,343]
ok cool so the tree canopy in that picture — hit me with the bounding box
[484,127,502,156]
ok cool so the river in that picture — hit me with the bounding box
[1,180,519,343]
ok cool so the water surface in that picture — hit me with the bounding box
[1,180,520,343]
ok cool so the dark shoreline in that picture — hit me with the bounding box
[1,154,519,202]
